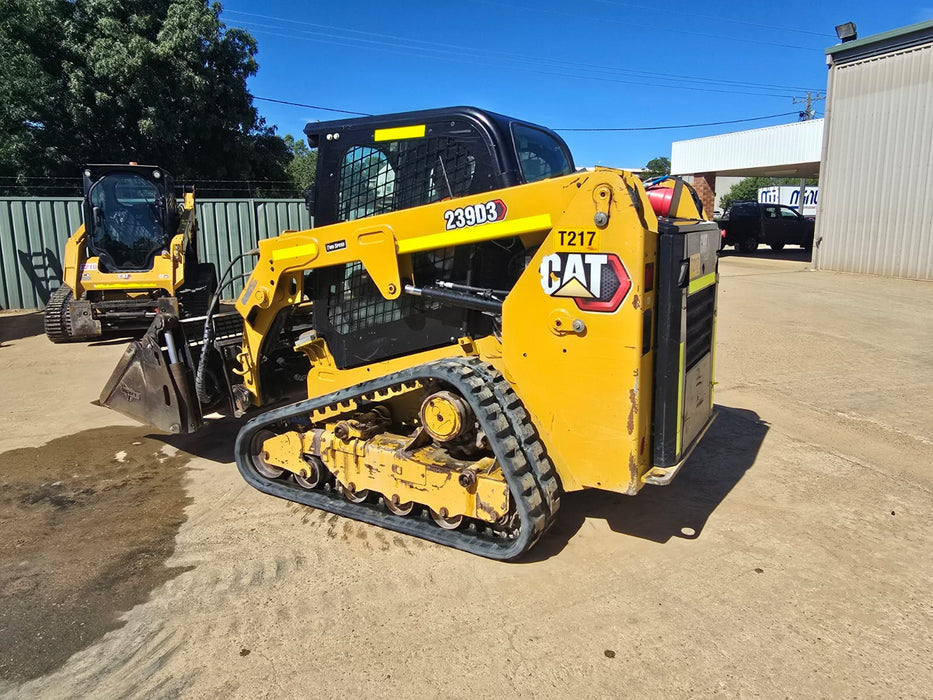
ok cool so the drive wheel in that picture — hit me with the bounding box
[251,429,285,479]
[770,242,785,251]
[739,236,759,253]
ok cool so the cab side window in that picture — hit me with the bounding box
[512,124,573,183]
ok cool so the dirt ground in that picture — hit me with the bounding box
[0,427,191,682]
[0,252,931,698]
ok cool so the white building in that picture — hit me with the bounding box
[670,19,933,280]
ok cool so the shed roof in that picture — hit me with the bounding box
[826,19,933,64]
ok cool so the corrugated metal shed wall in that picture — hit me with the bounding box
[816,43,933,279]
[0,198,310,310]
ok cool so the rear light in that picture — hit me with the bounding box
[720,229,726,238]
[644,263,655,292]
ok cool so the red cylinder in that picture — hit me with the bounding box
[645,187,673,217]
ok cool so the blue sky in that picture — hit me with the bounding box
[221,1,932,169]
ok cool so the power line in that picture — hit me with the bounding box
[254,97,803,133]
[576,0,836,38]
[227,6,827,57]
[0,176,81,181]
[231,12,822,92]
[555,111,802,131]
[459,0,828,50]
[237,24,809,99]
[254,96,371,117]
[225,11,823,96]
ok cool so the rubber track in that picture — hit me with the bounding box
[455,357,562,519]
[234,359,560,560]
[44,286,74,343]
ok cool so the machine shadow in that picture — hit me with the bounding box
[155,415,243,464]
[156,407,767,564]
[0,312,44,345]
[522,404,768,562]
[0,312,143,348]
[16,248,63,308]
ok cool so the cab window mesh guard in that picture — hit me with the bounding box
[337,138,476,222]
[327,249,459,334]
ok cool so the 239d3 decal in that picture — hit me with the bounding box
[443,199,507,230]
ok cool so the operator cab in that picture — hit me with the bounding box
[303,106,574,227]
[298,106,576,370]
[82,164,178,272]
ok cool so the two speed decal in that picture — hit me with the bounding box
[443,199,507,230]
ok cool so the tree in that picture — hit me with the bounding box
[719,176,819,211]
[0,0,71,190]
[284,134,318,193]
[0,0,289,195]
[641,156,670,180]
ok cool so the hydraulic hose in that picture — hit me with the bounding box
[194,249,259,404]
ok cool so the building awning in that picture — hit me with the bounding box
[671,119,823,178]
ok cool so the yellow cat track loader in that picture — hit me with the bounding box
[45,164,215,342]
[100,107,719,560]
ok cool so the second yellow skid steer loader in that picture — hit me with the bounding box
[101,107,719,560]
[45,164,215,342]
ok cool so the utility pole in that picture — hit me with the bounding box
[792,92,825,226]
[793,91,824,122]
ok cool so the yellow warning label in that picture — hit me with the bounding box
[374,124,426,141]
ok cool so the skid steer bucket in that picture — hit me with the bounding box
[99,314,203,434]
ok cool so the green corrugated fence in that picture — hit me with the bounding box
[0,197,311,310]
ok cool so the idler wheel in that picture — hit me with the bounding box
[430,507,463,530]
[382,495,415,516]
[251,429,284,479]
[294,455,326,489]
[338,482,370,504]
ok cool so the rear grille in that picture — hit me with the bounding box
[685,285,715,370]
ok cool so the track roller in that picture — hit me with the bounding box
[383,496,415,516]
[294,455,326,489]
[430,508,464,530]
[338,483,370,503]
